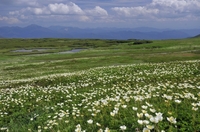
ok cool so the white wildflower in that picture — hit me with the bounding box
[87,119,93,124]
[138,120,144,125]
[167,116,177,124]
[174,100,181,104]
[120,125,127,131]
[132,107,138,111]
[143,128,150,132]
[146,125,154,130]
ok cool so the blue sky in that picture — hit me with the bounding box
[0,0,200,29]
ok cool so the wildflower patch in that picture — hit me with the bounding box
[0,60,200,131]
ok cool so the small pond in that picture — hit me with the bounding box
[12,48,84,54]
[12,48,50,52]
[58,49,84,54]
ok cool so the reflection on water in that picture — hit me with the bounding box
[58,49,83,54]
[12,48,84,54]
[12,49,50,52]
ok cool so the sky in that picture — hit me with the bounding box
[0,0,200,29]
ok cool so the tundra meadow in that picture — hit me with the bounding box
[0,38,200,132]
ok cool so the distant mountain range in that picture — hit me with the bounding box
[0,24,200,40]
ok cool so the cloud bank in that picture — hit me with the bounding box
[0,0,200,28]
[112,0,200,20]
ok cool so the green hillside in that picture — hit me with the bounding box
[0,38,200,131]
[0,37,200,81]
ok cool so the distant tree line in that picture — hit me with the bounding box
[106,39,153,45]
[128,39,153,45]
[132,39,153,45]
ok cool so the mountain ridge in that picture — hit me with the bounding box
[0,24,199,40]
[193,34,200,38]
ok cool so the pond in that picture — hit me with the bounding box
[58,49,84,54]
[12,48,84,54]
[12,48,50,52]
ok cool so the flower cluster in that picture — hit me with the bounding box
[0,60,199,131]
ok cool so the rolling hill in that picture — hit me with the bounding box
[194,34,200,38]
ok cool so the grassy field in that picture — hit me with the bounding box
[0,38,200,131]
[0,38,199,81]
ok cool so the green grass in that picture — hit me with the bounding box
[0,38,200,131]
[0,38,200,81]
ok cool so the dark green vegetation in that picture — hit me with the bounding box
[194,34,200,38]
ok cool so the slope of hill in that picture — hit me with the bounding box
[180,29,200,37]
[194,34,200,38]
[0,24,199,39]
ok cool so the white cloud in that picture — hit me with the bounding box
[151,0,200,11]
[9,11,20,16]
[112,6,158,17]
[33,8,46,15]
[8,2,110,17]
[79,15,90,22]
[48,2,84,15]
[0,16,20,24]
[5,0,199,27]
[86,6,108,16]
[112,0,200,20]
[9,2,84,16]
[8,2,109,23]
[19,7,51,15]
[152,0,200,19]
